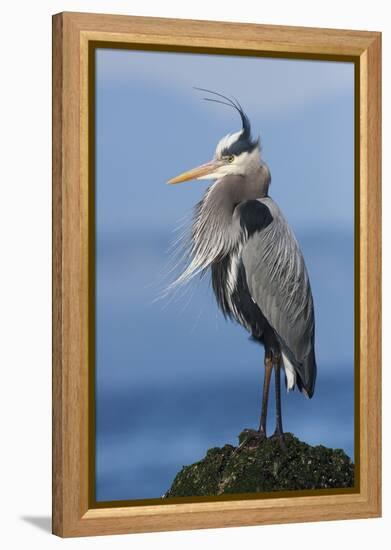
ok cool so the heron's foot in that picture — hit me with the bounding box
[270,430,287,451]
[235,429,266,454]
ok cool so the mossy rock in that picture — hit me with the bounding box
[165,432,354,497]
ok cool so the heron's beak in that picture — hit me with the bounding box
[167,160,223,184]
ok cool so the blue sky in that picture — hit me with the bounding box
[95,48,355,501]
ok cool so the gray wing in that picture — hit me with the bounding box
[241,197,316,394]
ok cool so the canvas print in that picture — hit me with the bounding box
[94,48,355,503]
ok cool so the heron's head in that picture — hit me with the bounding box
[167,89,263,185]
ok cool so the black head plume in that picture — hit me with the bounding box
[194,87,259,156]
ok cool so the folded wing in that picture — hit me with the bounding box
[239,197,317,396]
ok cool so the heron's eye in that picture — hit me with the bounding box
[227,155,235,163]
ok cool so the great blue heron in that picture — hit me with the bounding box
[167,89,316,446]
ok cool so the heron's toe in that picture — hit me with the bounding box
[237,428,267,450]
[270,431,287,451]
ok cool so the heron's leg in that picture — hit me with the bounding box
[235,350,272,452]
[258,352,273,437]
[272,352,285,446]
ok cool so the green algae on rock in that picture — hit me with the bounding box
[165,432,354,498]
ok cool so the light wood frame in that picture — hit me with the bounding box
[52,11,381,537]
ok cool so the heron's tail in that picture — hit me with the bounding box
[295,347,317,398]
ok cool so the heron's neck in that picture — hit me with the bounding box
[171,169,270,288]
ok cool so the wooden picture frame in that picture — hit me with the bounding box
[52,11,381,537]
